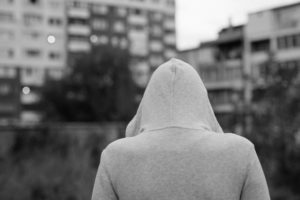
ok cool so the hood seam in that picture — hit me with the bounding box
[171,59,176,123]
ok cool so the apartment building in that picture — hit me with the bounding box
[66,0,177,88]
[0,0,176,122]
[244,2,300,104]
[178,25,244,132]
[179,2,300,133]
[0,0,67,122]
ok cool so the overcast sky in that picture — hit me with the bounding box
[176,0,300,50]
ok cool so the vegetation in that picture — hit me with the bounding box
[0,124,123,200]
[42,46,136,122]
[249,59,300,199]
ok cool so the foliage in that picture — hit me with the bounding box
[0,124,123,200]
[249,59,300,199]
[42,46,136,122]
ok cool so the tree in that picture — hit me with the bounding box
[250,56,300,199]
[42,46,136,122]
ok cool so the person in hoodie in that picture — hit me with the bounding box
[91,58,270,200]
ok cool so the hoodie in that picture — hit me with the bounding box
[91,58,270,200]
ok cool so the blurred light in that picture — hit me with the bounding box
[90,35,98,44]
[47,35,56,44]
[22,86,30,95]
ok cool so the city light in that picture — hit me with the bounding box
[47,35,56,44]
[22,86,30,95]
[90,35,98,44]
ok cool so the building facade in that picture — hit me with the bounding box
[179,2,300,133]
[244,2,300,102]
[0,0,176,122]
[178,25,244,133]
[66,0,177,88]
[0,0,66,122]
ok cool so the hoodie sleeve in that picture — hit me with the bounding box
[91,149,118,200]
[240,145,270,200]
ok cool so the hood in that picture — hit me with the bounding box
[126,58,223,137]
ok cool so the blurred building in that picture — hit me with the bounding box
[179,2,300,133]
[178,25,244,132]
[0,0,176,122]
[244,2,300,102]
[66,0,177,88]
[0,0,66,122]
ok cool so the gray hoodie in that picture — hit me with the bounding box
[91,58,270,200]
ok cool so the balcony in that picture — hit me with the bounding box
[68,40,90,52]
[277,48,300,61]
[68,24,90,35]
[213,103,235,113]
[128,15,147,25]
[204,79,243,90]
[250,52,269,63]
[68,8,90,18]
[164,34,176,45]
[222,59,242,67]
[21,92,40,104]
[20,111,42,122]
[164,20,175,30]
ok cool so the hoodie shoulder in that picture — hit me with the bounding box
[223,133,254,146]
[103,137,143,158]
[200,132,254,153]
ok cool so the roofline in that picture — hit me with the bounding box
[219,24,245,33]
[178,40,216,53]
[249,1,300,15]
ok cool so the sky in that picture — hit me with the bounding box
[176,0,300,50]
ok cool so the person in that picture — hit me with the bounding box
[91,58,270,200]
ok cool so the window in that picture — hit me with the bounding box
[48,0,61,9]
[68,18,87,25]
[133,9,141,15]
[277,34,300,50]
[117,8,127,16]
[120,38,128,49]
[166,0,174,6]
[0,83,12,95]
[131,24,144,31]
[165,49,176,58]
[24,31,41,40]
[99,35,109,44]
[251,39,270,53]
[48,18,62,26]
[113,21,125,33]
[0,0,14,5]
[48,69,63,79]
[70,1,87,8]
[152,12,163,21]
[111,37,119,47]
[92,5,108,14]
[0,48,14,58]
[24,13,43,26]
[25,0,41,6]
[150,41,163,52]
[90,35,98,44]
[151,25,162,36]
[49,52,61,60]
[69,35,87,42]
[29,0,39,4]
[24,49,41,58]
[92,19,108,30]
[0,29,14,40]
[0,12,14,22]
[150,55,164,66]
[0,67,16,78]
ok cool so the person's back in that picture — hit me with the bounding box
[91,58,270,200]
